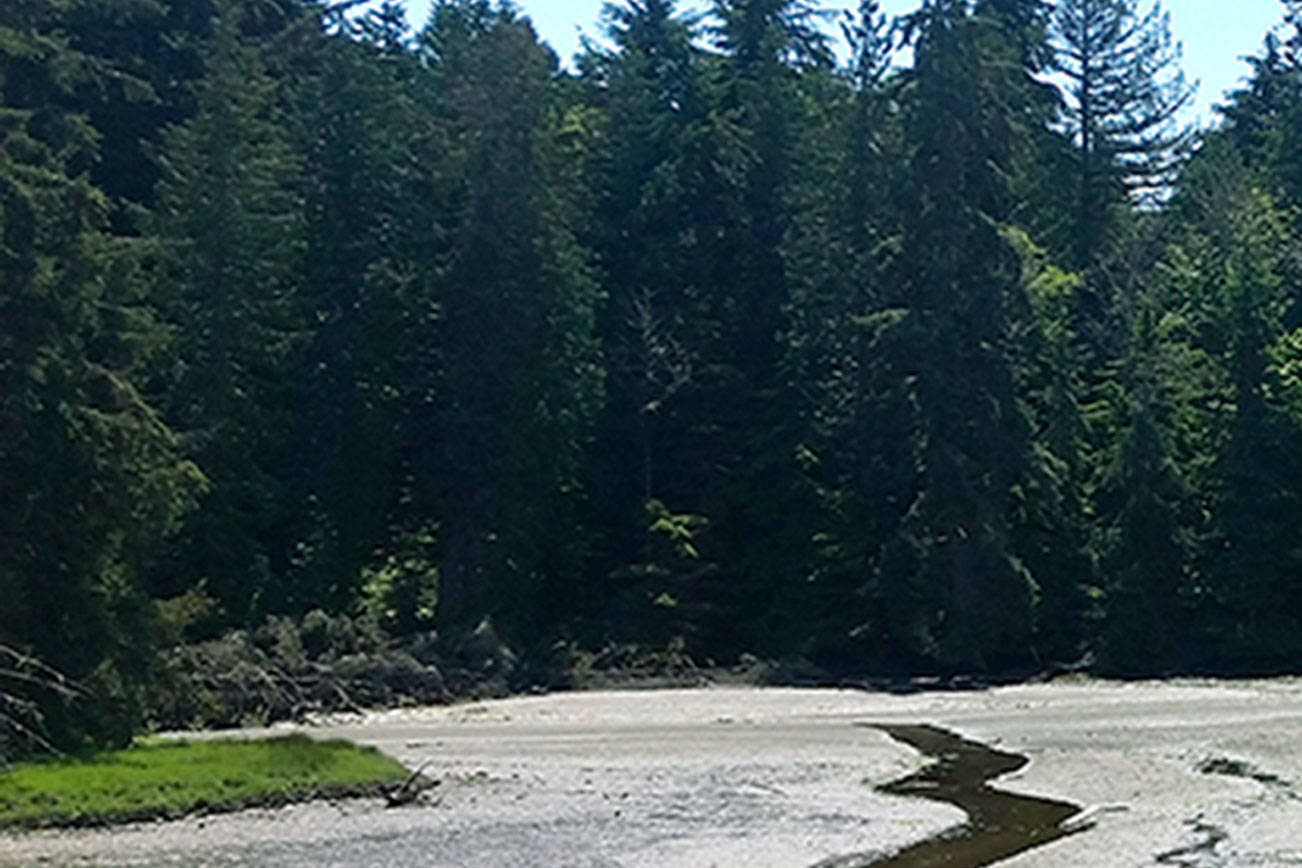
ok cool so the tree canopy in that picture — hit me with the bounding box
[5,0,1302,753]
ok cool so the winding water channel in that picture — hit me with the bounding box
[816,724,1085,868]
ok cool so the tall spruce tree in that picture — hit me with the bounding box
[419,1,603,644]
[273,5,442,620]
[581,0,720,644]
[698,0,836,657]
[782,0,895,416]
[1095,294,1204,673]
[708,0,829,379]
[1049,0,1194,266]
[149,3,306,622]
[584,0,703,508]
[851,0,1052,671]
[1003,228,1097,664]
[779,0,905,666]
[0,0,200,749]
[1170,140,1302,668]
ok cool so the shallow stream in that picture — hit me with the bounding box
[816,724,1085,868]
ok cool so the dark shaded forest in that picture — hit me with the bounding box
[4,0,1302,754]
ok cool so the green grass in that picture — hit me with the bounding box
[0,735,411,830]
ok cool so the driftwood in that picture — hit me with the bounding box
[0,644,81,764]
[384,760,438,807]
[184,660,370,724]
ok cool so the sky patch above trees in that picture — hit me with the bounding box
[402,0,1287,125]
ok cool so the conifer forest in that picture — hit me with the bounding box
[5,0,1302,755]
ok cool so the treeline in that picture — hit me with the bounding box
[4,0,1302,752]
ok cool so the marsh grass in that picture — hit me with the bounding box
[0,734,409,830]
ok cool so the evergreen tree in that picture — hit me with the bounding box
[584,0,703,505]
[1049,0,1194,265]
[1288,0,1302,55]
[274,5,441,619]
[780,0,904,666]
[1171,141,1302,668]
[1221,23,1302,229]
[1095,295,1204,673]
[360,0,411,54]
[63,0,216,218]
[149,4,306,622]
[1219,35,1295,176]
[419,1,603,644]
[1003,229,1097,664]
[581,0,715,643]
[708,0,830,379]
[0,0,200,749]
[1205,200,1302,668]
[607,499,717,645]
[700,0,836,657]
[783,0,895,407]
[853,0,1049,670]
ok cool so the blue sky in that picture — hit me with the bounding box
[404,1,1290,125]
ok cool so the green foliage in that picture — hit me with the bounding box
[148,1,306,621]
[0,0,201,752]
[609,500,716,646]
[1003,228,1098,662]
[12,0,1302,757]
[1094,293,1206,673]
[359,526,440,635]
[417,1,603,645]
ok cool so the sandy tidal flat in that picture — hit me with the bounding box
[5,680,1302,866]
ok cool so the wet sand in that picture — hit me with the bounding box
[5,680,1302,866]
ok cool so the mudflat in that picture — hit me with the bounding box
[5,680,1302,867]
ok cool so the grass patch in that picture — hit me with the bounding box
[0,735,411,830]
